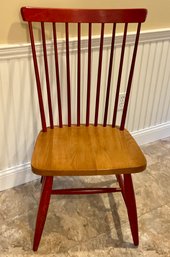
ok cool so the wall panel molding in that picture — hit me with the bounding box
[0,28,170,59]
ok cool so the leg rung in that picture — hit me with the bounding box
[51,187,121,195]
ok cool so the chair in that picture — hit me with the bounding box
[21,7,147,251]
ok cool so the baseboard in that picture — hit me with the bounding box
[132,122,170,145]
[0,122,170,192]
[0,163,39,192]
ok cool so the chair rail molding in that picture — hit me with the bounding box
[0,28,170,191]
[0,28,170,59]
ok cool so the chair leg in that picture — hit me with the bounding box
[116,174,126,202]
[40,176,44,184]
[124,174,139,246]
[33,176,53,251]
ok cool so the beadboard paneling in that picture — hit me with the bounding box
[0,29,170,191]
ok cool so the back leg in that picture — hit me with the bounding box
[33,176,53,251]
[124,174,139,246]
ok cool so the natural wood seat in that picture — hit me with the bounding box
[32,125,146,176]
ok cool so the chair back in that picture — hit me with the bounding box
[21,7,147,131]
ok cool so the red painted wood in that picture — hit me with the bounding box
[120,23,141,130]
[77,23,81,126]
[21,7,147,23]
[116,174,126,203]
[21,8,147,129]
[28,22,47,132]
[40,176,44,184]
[124,174,139,246]
[116,174,124,191]
[86,23,92,126]
[94,23,105,126]
[41,22,54,129]
[103,23,116,127]
[52,187,121,195]
[52,23,63,127]
[33,176,53,251]
[112,23,128,127]
[65,23,71,127]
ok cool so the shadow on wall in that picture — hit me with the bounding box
[7,21,74,44]
[7,21,29,44]
[7,21,60,44]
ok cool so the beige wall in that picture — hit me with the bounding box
[0,0,170,44]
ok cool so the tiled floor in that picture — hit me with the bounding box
[0,137,170,257]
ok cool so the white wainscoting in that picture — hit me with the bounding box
[0,28,170,191]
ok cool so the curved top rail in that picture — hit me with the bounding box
[21,7,147,23]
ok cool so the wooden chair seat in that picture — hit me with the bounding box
[32,125,146,176]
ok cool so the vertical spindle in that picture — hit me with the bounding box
[28,22,47,132]
[77,23,81,126]
[94,23,105,126]
[41,22,54,129]
[52,23,63,127]
[120,23,141,130]
[86,23,92,126]
[65,23,71,127]
[103,23,116,126]
[112,23,128,127]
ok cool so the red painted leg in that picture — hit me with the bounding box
[33,176,53,251]
[40,176,44,184]
[116,174,126,202]
[124,174,139,246]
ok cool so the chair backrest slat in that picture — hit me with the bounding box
[86,23,92,126]
[103,23,116,127]
[28,21,47,132]
[94,23,105,126]
[65,23,71,127]
[120,23,141,130]
[112,23,128,127]
[77,23,81,126]
[52,23,63,127]
[21,8,147,130]
[41,22,54,129]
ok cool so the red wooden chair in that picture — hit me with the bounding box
[21,7,147,251]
